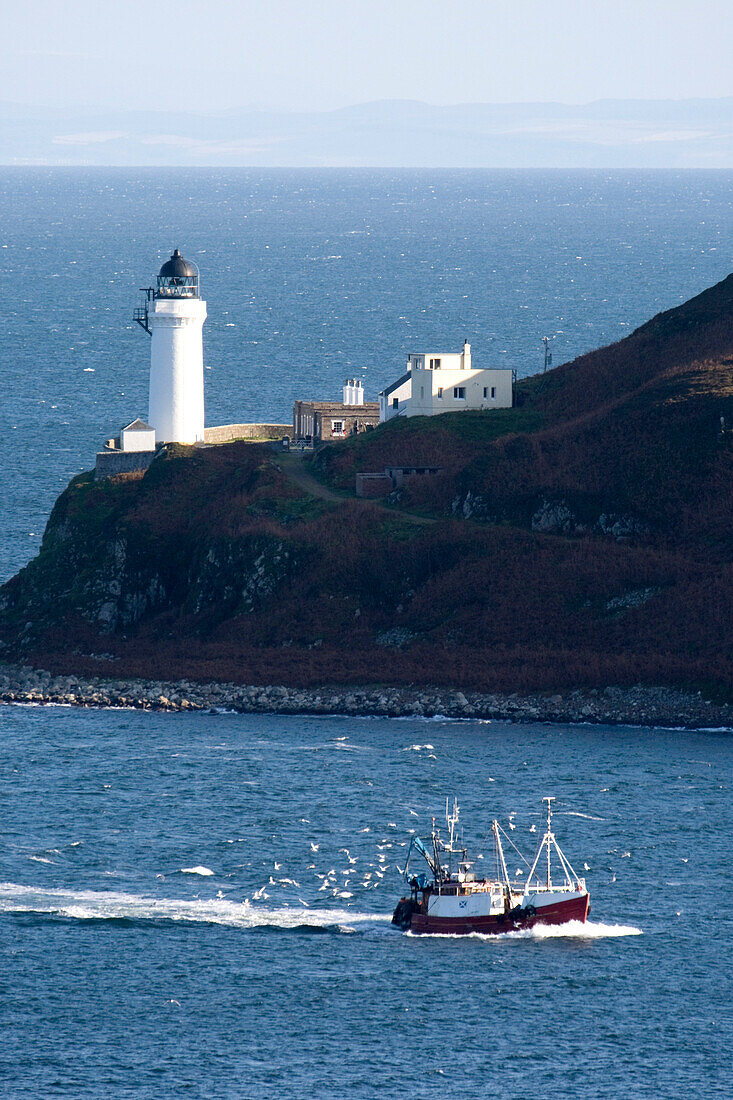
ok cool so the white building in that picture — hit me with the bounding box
[135,249,207,444]
[379,342,513,422]
[119,418,156,452]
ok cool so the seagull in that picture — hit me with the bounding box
[529,825,536,833]
[409,810,419,817]
[274,862,282,871]
[168,1000,182,1008]
[583,863,590,871]
[310,842,319,852]
[252,885,268,900]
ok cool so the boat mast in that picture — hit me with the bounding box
[526,796,556,889]
[492,820,511,888]
[545,796,554,888]
[445,797,460,878]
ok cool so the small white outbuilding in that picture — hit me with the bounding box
[119,418,156,452]
[379,342,513,422]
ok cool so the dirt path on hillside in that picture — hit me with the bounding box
[276,453,436,525]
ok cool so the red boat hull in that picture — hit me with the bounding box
[408,892,590,935]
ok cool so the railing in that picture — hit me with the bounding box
[155,285,199,298]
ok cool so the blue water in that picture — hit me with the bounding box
[1,171,732,1095]
[1,704,731,1097]
[2,168,733,582]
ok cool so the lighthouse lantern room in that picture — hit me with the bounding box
[135,249,207,444]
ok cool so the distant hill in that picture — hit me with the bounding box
[3,97,733,167]
[0,274,731,697]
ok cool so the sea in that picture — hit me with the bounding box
[1,169,732,1097]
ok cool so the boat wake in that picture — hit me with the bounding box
[408,919,642,941]
[514,919,642,939]
[0,881,389,933]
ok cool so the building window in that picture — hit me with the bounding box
[437,387,443,398]
[392,397,398,409]
[420,386,424,398]
[453,386,466,399]
[429,357,442,369]
[483,387,488,399]
[331,420,345,436]
[491,386,496,399]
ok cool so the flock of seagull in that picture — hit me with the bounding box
[249,834,398,906]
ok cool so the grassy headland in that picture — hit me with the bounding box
[1,274,731,699]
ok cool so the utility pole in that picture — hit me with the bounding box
[542,336,552,373]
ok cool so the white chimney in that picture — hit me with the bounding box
[343,378,365,405]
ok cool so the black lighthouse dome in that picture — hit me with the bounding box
[156,248,199,298]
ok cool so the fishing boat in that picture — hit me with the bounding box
[392,796,590,935]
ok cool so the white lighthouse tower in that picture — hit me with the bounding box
[135,249,207,444]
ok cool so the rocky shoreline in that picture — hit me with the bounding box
[0,663,730,729]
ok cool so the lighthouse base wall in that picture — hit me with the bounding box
[95,450,157,481]
[203,423,290,444]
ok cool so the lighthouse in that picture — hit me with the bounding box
[135,249,207,444]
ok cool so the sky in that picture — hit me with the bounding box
[2,0,732,114]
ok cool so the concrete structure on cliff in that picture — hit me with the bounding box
[379,342,514,421]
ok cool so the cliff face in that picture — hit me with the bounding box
[1,276,732,697]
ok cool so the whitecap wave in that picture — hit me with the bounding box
[0,882,389,932]
[558,811,605,821]
[180,866,214,876]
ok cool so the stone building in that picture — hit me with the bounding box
[293,380,379,443]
